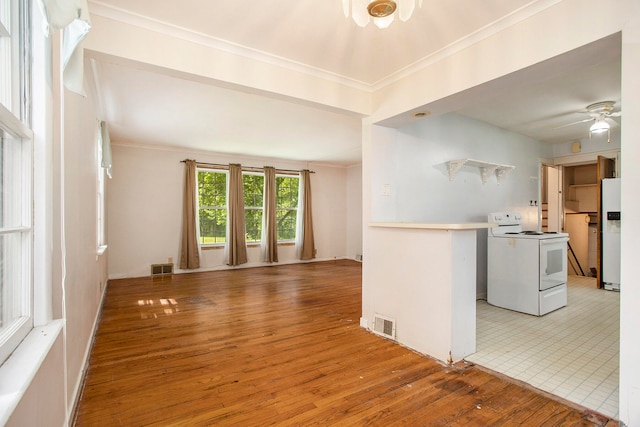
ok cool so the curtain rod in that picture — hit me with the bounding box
[180,160,315,174]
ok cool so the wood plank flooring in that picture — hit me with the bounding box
[73,260,617,426]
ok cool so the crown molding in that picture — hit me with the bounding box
[372,0,563,89]
[87,1,373,92]
[88,0,561,94]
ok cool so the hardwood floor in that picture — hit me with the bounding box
[74,260,616,426]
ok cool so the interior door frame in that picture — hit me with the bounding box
[540,163,562,233]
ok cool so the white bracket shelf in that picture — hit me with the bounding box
[448,159,515,184]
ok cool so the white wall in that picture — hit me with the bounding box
[369,114,550,297]
[620,8,640,424]
[108,144,353,278]
[362,2,640,423]
[61,87,109,411]
[553,130,621,159]
[346,163,363,260]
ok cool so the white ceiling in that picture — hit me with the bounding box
[87,0,622,165]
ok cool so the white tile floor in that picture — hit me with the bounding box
[466,276,620,419]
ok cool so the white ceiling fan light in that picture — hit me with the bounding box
[589,118,611,143]
[589,119,610,134]
[554,101,620,144]
[586,101,619,143]
[342,0,422,28]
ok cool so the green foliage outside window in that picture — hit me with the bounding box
[243,174,264,243]
[198,170,227,244]
[197,170,299,245]
[276,176,298,241]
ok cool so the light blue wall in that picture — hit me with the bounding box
[370,113,552,297]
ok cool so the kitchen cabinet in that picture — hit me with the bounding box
[564,164,597,213]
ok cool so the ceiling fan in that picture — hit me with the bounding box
[556,100,621,143]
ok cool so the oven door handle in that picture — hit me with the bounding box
[540,239,568,246]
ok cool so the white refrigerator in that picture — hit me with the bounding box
[601,178,621,291]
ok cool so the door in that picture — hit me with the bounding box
[545,165,561,232]
[596,156,616,287]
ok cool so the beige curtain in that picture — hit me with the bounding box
[261,167,278,263]
[225,164,248,266]
[180,160,200,269]
[296,170,316,260]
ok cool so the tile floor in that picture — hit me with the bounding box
[466,276,620,419]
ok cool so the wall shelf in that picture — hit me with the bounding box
[448,158,515,184]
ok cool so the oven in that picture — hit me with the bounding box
[540,238,568,290]
[487,212,569,316]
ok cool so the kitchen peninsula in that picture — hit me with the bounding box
[362,222,495,364]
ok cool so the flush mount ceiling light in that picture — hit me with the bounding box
[342,0,423,29]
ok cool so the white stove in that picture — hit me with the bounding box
[488,212,569,240]
[487,212,569,316]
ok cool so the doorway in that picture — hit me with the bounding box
[541,164,561,233]
[561,157,616,285]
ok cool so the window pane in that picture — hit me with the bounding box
[276,176,299,241]
[0,232,27,332]
[198,208,226,244]
[198,170,227,245]
[243,174,263,207]
[244,208,262,243]
[0,127,32,363]
[243,174,263,242]
[0,130,24,228]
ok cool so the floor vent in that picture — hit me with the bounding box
[151,263,173,276]
[373,314,395,340]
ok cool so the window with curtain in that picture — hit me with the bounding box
[276,175,299,241]
[198,169,227,244]
[243,173,264,243]
[196,169,300,246]
[0,0,33,365]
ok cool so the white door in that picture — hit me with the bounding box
[546,166,561,232]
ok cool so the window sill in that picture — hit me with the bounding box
[200,241,296,251]
[0,320,64,425]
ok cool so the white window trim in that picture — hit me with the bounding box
[96,122,107,255]
[197,168,228,247]
[197,169,301,247]
[275,174,299,243]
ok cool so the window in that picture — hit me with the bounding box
[243,173,264,243]
[96,124,106,251]
[0,0,32,365]
[198,170,227,245]
[276,176,299,241]
[197,169,300,246]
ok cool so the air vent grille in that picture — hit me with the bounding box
[373,314,395,340]
[151,263,173,276]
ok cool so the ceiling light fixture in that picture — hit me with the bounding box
[589,118,611,143]
[342,0,423,29]
[589,119,610,134]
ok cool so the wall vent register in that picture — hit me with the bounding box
[151,263,174,276]
[373,315,396,339]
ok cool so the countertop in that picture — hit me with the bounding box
[369,222,497,230]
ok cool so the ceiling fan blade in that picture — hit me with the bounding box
[608,111,622,117]
[552,117,593,129]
